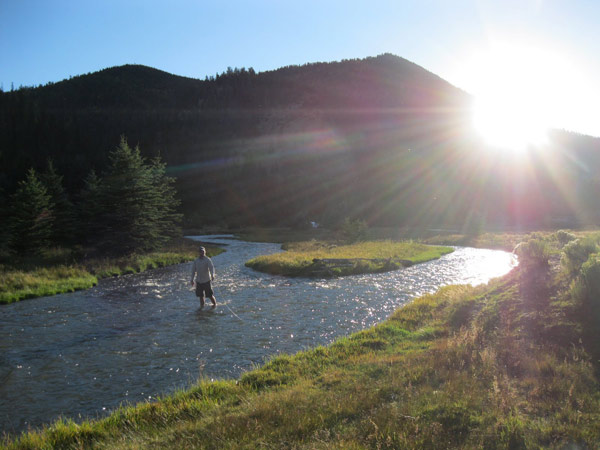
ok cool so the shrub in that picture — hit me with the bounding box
[556,229,576,246]
[580,256,600,298]
[570,255,600,343]
[561,238,598,275]
[514,238,550,268]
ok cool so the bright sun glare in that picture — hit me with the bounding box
[463,42,589,153]
[473,92,550,151]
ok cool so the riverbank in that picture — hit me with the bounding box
[236,226,590,253]
[245,240,454,277]
[6,230,600,448]
[0,238,222,304]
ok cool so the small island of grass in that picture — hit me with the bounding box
[245,240,454,277]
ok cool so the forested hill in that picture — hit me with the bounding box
[14,54,467,110]
[1,54,599,229]
[22,65,206,109]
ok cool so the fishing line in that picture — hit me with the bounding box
[214,282,244,322]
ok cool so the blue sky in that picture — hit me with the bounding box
[2,0,599,136]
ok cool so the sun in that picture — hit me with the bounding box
[472,90,549,152]
[454,40,589,153]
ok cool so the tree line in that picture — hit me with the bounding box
[1,137,181,258]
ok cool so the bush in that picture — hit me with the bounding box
[579,256,600,303]
[514,239,550,268]
[570,256,600,342]
[561,238,598,275]
[556,229,576,246]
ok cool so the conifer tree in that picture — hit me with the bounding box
[9,168,54,254]
[147,155,182,245]
[0,187,10,253]
[40,159,76,246]
[77,169,103,245]
[93,137,181,254]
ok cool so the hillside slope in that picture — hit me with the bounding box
[1,54,599,229]
[23,65,205,109]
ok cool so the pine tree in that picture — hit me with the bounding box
[0,187,10,253]
[147,155,182,245]
[93,137,182,255]
[9,168,54,254]
[40,160,76,246]
[77,169,103,245]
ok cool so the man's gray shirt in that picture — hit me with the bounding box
[191,256,215,284]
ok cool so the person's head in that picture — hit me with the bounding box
[199,246,206,256]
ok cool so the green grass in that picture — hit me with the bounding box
[0,265,98,304]
[0,238,223,304]
[245,240,454,277]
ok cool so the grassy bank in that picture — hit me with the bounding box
[245,240,453,277]
[422,229,600,252]
[0,265,98,304]
[0,238,222,304]
[6,231,600,448]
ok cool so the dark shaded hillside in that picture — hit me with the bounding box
[1,54,599,229]
[21,65,205,109]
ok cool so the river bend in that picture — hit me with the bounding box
[0,236,516,434]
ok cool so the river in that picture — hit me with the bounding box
[0,235,516,435]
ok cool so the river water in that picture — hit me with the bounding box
[0,236,516,435]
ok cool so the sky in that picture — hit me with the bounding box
[1,0,599,137]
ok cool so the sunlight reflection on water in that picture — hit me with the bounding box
[0,236,516,435]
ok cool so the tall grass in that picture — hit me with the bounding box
[0,265,97,304]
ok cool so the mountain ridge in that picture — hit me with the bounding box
[13,54,470,111]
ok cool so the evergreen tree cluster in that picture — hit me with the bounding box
[1,138,181,257]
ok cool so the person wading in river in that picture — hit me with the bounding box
[191,246,216,307]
